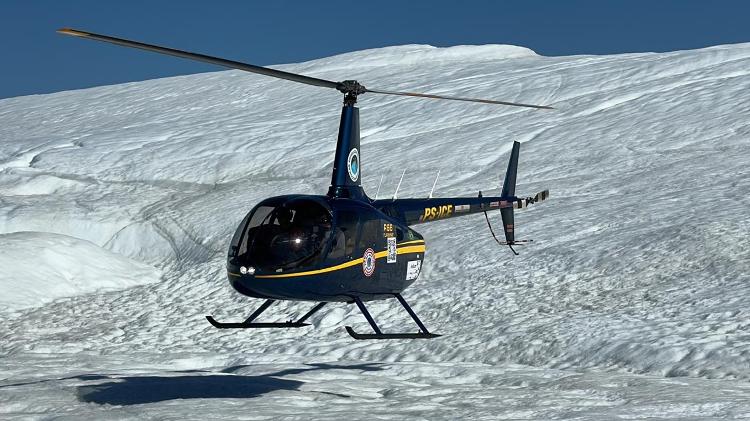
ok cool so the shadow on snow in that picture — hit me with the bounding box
[75,363,383,405]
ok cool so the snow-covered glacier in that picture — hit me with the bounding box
[1,42,749,419]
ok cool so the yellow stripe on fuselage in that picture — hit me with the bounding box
[397,240,425,246]
[393,245,426,255]
[253,244,425,279]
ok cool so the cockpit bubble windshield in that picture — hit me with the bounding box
[235,199,332,271]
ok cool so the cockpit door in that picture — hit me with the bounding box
[355,212,383,281]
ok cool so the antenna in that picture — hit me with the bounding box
[393,169,406,200]
[374,174,384,200]
[428,170,440,198]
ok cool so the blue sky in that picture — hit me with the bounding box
[2,0,749,99]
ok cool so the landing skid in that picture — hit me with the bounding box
[345,326,440,340]
[345,294,441,340]
[206,300,326,329]
[205,318,310,329]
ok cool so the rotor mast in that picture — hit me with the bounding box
[327,81,367,199]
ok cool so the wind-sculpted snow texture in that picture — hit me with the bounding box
[1,43,750,419]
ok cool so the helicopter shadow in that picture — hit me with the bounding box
[76,363,383,406]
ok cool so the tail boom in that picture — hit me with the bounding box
[372,139,548,256]
[372,189,548,226]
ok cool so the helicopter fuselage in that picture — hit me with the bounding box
[225,188,537,303]
[227,194,426,302]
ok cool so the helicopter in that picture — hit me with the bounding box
[58,28,551,340]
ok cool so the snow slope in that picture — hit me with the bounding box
[1,42,750,419]
[0,232,161,310]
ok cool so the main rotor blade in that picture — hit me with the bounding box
[366,88,553,109]
[57,28,340,90]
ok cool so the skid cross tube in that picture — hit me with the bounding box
[353,297,382,334]
[206,300,327,329]
[394,293,431,334]
[296,302,328,324]
[345,295,441,339]
[244,299,275,324]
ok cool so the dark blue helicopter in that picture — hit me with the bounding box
[59,28,551,339]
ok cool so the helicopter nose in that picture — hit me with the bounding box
[227,269,268,299]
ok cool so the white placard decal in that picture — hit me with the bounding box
[406,260,422,281]
[387,237,397,263]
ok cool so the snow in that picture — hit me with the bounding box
[0,232,161,311]
[1,41,750,418]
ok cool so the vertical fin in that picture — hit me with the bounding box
[502,141,520,198]
[500,207,515,243]
[500,141,520,246]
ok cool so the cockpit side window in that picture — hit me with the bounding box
[230,211,251,257]
[358,218,381,250]
[238,205,274,258]
[329,211,358,259]
[394,226,405,242]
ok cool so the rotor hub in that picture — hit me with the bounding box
[336,80,367,96]
[337,80,367,106]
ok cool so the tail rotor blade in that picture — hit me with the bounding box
[366,88,553,110]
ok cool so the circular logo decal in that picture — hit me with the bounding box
[347,148,359,182]
[362,247,376,277]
